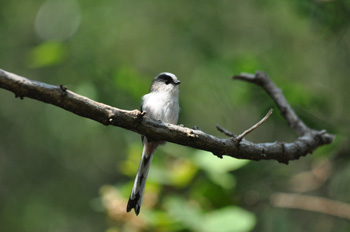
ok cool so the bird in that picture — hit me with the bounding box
[126,72,181,216]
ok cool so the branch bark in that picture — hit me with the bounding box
[0,69,335,164]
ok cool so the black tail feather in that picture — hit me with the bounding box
[127,193,141,216]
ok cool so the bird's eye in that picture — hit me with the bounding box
[165,80,171,85]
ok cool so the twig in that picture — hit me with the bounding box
[271,192,350,220]
[216,124,236,137]
[216,109,273,142]
[236,108,273,142]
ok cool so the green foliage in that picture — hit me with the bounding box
[113,66,149,101]
[291,0,350,33]
[27,41,67,68]
[163,197,256,232]
[165,196,256,232]
[193,150,249,189]
[202,206,256,232]
[1,0,349,231]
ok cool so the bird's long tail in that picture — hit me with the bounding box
[126,142,157,215]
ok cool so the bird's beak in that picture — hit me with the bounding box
[175,80,181,85]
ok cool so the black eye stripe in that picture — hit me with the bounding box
[150,73,178,92]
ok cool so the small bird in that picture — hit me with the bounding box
[126,72,181,215]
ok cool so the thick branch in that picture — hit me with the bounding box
[233,72,310,136]
[0,69,334,164]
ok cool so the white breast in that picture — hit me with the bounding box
[142,91,179,124]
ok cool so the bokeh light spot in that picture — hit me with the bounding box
[35,0,81,41]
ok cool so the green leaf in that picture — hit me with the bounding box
[193,150,250,174]
[201,206,256,232]
[192,150,249,188]
[149,158,198,188]
[27,41,67,68]
[208,172,236,189]
[164,197,256,232]
[164,196,203,231]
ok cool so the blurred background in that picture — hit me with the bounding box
[0,0,349,231]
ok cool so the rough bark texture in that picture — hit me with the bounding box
[0,69,335,164]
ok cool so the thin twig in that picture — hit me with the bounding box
[216,108,273,143]
[236,108,273,142]
[216,124,236,137]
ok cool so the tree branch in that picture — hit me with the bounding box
[0,69,335,164]
[233,72,310,136]
[271,192,350,220]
